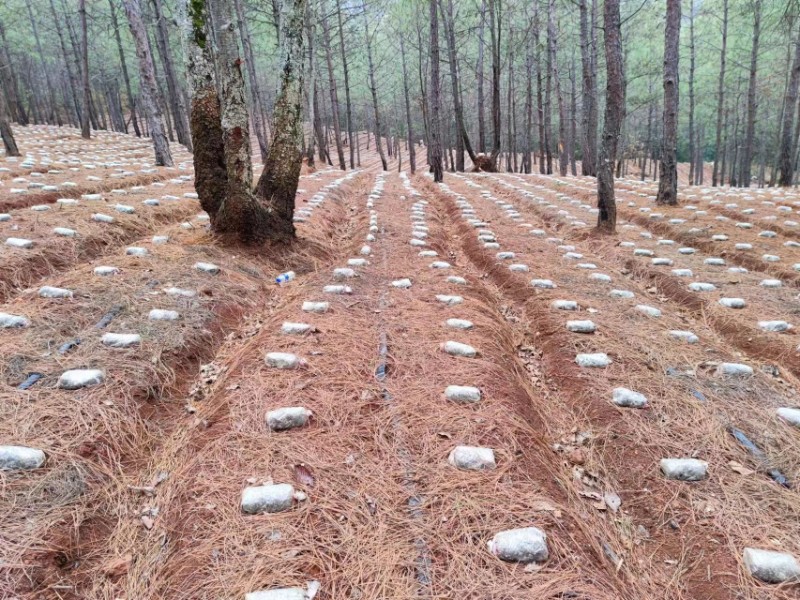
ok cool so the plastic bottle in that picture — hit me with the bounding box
[275,271,296,285]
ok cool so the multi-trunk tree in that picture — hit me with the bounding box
[184,0,306,244]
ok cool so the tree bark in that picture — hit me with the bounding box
[122,0,173,166]
[152,0,192,151]
[579,0,598,176]
[533,1,545,174]
[253,0,308,239]
[234,0,269,162]
[0,88,20,156]
[304,0,317,167]
[642,77,654,180]
[321,0,346,170]
[779,19,800,186]
[523,15,532,174]
[506,29,513,172]
[79,0,91,138]
[656,0,681,206]
[544,0,554,174]
[487,0,501,169]
[209,0,269,241]
[400,38,416,174]
[596,0,623,232]
[182,0,226,219]
[569,51,577,175]
[26,0,61,125]
[740,0,761,187]
[336,0,355,168]
[109,0,141,136]
[687,5,695,185]
[477,0,487,154]
[363,1,388,171]
[711,0,728,187]
[429,0,443,181]
[549,0,567,176]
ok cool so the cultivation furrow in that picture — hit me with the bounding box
[0,172,372,599]
[419,173,800,600]
[0,169,353,305]
[478,174,800,381]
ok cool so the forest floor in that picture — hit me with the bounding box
[2,126,800,600]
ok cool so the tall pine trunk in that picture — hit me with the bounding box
[79,0,91,138]
[304,0,317,167]
[253,0,307,238]
[711,0,728,187]
[182,0,226,217]
[579,0,598,176]
[109,0,140,136]
[596,0,623,233]
[687,6,695,185]
[544,0,554,174]
[523,16,533,174]
[400,38,416,174]
[122,0,173,166]
[152,0,192,151]
[441,0,476,169]
[779,20,800,186]
[336,1,355,169]
[0,88,20,156]
[477,0,487,154]
[740,0,761,187]
[488,0,501,169]
[363,1,388,171]
[549,0,567,176]
[429,0,443,181]
[656,0,681,206]
[321,0,346,170]
[534,2,545,174]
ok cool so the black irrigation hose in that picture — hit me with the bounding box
[58,338,81,354]
[95,305,124,329]
[17,372,43,390]
[729,426,790,488]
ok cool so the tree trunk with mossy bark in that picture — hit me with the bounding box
[203,0,302,244]
[183,0,227,219]
[253,0,307,240]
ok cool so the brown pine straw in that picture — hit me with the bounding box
[77,174,628,600]
[421,173,800,599]
[484,173,800,380]
[0,168,373,599]
[0,181,200,303]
